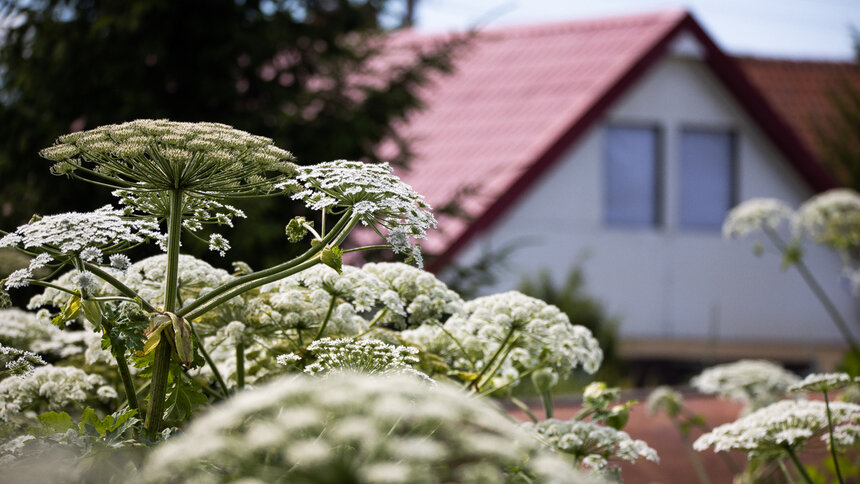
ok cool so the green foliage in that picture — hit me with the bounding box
[162,372,207,426]
[519,265,623,385]
[0,0,463,268]
[31,408,139,444]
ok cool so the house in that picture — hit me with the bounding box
[376,10,860,370]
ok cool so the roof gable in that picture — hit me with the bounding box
[378,11,836,271]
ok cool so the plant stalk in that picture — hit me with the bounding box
[785,445,815,484]
[145,189,184,435]
[823,390,845,484]
[764,227,858,352]
[236,338,245,390]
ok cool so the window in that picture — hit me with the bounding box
[604,126,660,227]
[679,130,735,229]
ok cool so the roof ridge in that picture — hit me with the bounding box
[734,55,858,67]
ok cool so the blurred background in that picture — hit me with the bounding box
[1,0,859,387]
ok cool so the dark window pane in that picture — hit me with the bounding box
[605,126,659,226]
[679,131,734,229]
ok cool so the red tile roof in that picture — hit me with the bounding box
[736,56,860,164]
[359,11,837,270]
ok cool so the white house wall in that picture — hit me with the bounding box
[450,55,860,350]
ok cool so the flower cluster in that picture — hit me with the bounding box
[138,373,581,484]
[0,206,163,289]
[281,337,429,381]
[41,119,296,198]
[794,189,860,253]
[722,198,792,238]
[362,262,464,330]
[117,254,235,310]
[402,291,602,391]
[691,359,799,412]
[646,385,683,418]
[0,365,116,422]
[523,418,658,470]
[286,160,436,266]
[693,399,860,457]
[1,343,46,377]
[789,372,858,393]
[0,308,89,359]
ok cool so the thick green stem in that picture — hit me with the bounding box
[823,391,845,484]
[182,258,321,321]
[540,388,554,419]
[236,338,245,390]
[177,212,356,319]
[764,228,859,352]
[785,445,815,484]
[111,338,140,412]
[314,296,338,340]
[145,189,184,436]
[83,262,157,313]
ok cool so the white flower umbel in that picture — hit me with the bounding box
[288,337,430,382]
[722,198,793,238]
[646,385,683,418]
[0,365,116,422]
[0,206,160,255]
[691,359,800,412]
[362,262,465,330]
[693,400,860,457]
[1,343,46,377]
[138,373,582,484]
[0,206,163,289]
[793,188,860,252]
[41,119,296,199]
[523,418,658,470]
[402,291,602,392]
[286,160,436,266]
[275,264,396,313]
[790,372,858,394]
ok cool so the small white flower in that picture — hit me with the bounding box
[208,233,231,257]
[79,246,103,263]
[722,198,792,238]
[108,254,131,271]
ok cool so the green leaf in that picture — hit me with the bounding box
[52,293,81,327]
[164,374,208,424]
[79,407,106,436]
[37,411,75,433]
[321,245,343,273]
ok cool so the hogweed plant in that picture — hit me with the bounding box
[0,120,625,482]
[723,191,860,353]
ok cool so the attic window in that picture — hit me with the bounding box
[679,129,736,230]
[604,125,661,227]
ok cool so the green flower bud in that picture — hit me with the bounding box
[285,216,311,243]
[605,404,630,430]
[0,288,11,309]
[531,367,558,393]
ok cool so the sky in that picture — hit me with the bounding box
[413,0,860,61]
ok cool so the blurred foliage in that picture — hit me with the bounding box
[816,35,860,191]
[0,0,463,269]
[519,266,624,386]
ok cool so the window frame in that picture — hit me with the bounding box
[677,126,738,231]
[603,123,664,228]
